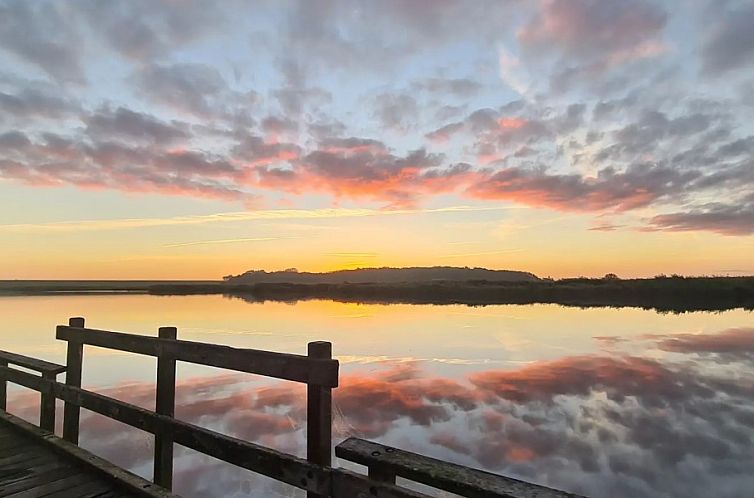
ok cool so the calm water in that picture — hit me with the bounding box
[2,295,753,498]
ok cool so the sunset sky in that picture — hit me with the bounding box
[1,0,753,279]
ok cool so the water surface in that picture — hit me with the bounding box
[2,295,752,497]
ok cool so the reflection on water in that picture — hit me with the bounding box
[2,295,753,497]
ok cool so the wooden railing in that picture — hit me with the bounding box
[0,349,66,431]
[336,438,583,498]
[0,317,585,498]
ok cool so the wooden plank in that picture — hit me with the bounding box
[62,317,84,444]
[307,341,332,498]
[0,351,66,375]
[331,468,433,498]
[56,325,339,387]
[0,412,176,498]
[153,326,177,490]
[5,472,100,498]
[0,365,51,394]
[335,438,585,498]
[0,452,54,475]
[44,477,112,497]
[0,466,81,497]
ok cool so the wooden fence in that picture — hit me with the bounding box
[0,317,583,498]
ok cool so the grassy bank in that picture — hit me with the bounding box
[148,276,754,313]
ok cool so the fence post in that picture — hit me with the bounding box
[0,358,6,411]
[39,371,56,432]
[63,316,85,444]
[307,341,332,498]
[154,326,177,490]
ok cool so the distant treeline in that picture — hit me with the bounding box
[148,276,754,313]
[224,266,540,284]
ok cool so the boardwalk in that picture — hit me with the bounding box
[0,412,172,498]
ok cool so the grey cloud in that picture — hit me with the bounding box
[519,0,667,61]
[0,87,78,121]
[425,122,463,142]
[260,115,298,136]
[307,119,347,140]
[648,200,754,235]
[0,130,30,150]
[467,163,703,212]
[412,77,482,97]
[0,1,84,83]
[84,107,190,145]
[134,63,228,118]
[373,93,418,129]
[273,85,331,116]
[717,136,754,159]
[80,0,226,61]
[701,3,754,75]
[231,135,300,164]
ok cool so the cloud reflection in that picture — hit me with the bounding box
[6,327,754,497]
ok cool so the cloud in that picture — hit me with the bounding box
[654,327,754,361]
[84,106,189,145]
[0,86,78,121]
[466,163,700,212]
[647,200,754,235]
[80,0,226,62]
[0,132,252,202]
[468,355,714,406]
[372,93,419,129]
[411,77,482,97]
[700,3,754,75]
[134,63,229,118]
[231,136,301,166]
[0,1,84,83]
[518,0,667,62]
[250,141,476,207]
[8,330,754,498]
[163,237,289,248]
[0,206,509,233]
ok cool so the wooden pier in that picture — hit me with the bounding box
[0,318,583,497]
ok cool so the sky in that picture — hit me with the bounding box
[0,0,753,279]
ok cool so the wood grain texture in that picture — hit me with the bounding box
[336,438,585,498]
[56,325,339,387]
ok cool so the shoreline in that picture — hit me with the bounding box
[2,277,753,313]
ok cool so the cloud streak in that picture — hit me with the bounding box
[0,206,512,233]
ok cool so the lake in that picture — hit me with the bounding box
[2,294,753,498]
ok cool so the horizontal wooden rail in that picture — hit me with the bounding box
[336,438,585,498]
[56,325,339,387]
[0,352,64,431]
[0,350,66,374]
[332,468,432,498]
[0,365,429,498]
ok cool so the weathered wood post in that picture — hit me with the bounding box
[63,316,85,444]
[307,341,332,498]
[0,357,7,411]
[39,370,56,431]
[368,464,397,485]
[154,326,177,490]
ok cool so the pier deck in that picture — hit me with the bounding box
[0,412,172,498]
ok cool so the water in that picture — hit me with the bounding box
[2,294,753,497]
